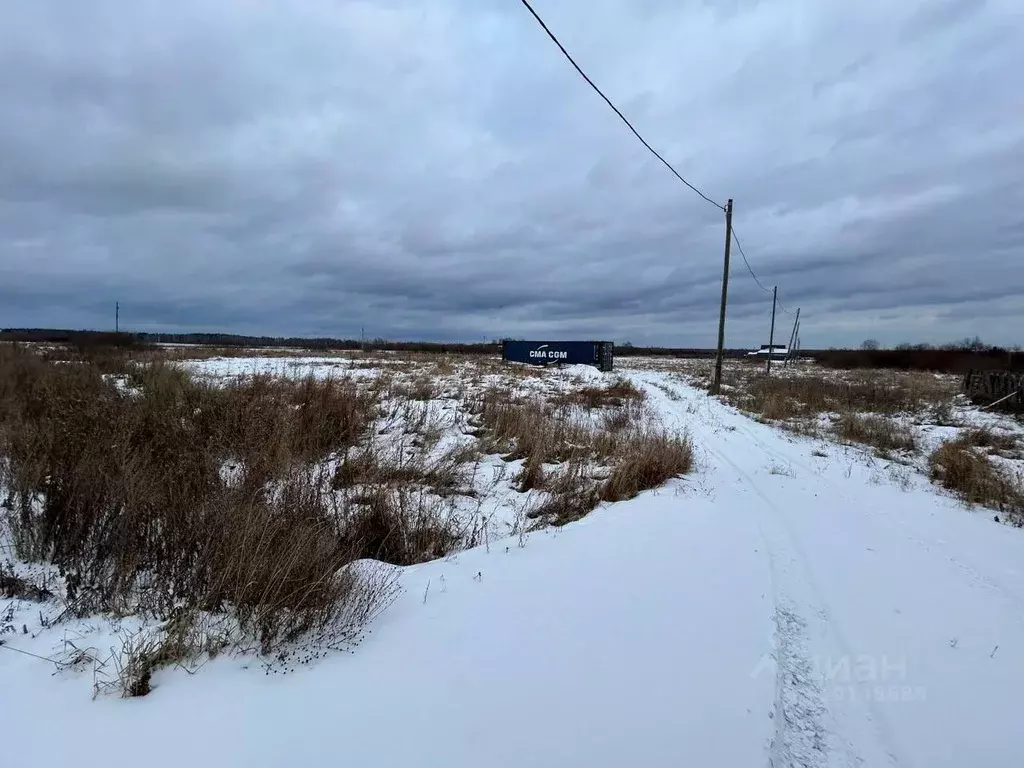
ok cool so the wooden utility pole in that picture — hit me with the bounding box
[785,308,801,364]
[766,286,777,376]
[115,302,119,333]
[711,199,734,394]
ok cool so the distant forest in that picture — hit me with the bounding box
[1,328,1021,373]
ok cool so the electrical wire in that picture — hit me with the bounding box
[729,227,772,293]
[518,0,724,211]
[731,225,798,315]
[517,1,801,321]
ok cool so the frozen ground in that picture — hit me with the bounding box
[3,359,1024,767]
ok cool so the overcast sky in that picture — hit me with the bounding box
[1,0,1022,348]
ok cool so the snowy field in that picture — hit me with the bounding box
[3,352,1024,767]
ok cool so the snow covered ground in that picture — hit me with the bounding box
[3,361,1024,767]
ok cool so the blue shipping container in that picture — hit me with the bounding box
[502,340,614,372]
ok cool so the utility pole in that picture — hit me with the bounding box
[711,198,734,394]
[785,308,800,364]
[766,286,777,376]
[115,302,119,333]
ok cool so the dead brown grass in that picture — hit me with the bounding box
[956,427,1020,457]
[929,437,1024,524]
[471,391,594,464]
[0,566,53,602]
[833,414,917,455]
[528,462,602,526]
[332,443,478,499]
[709,363,957,454]
[733,371,955,421]
[470,387,692,525]
[339,490,462,566]
[0,343,697,673]
[601,430,694,502]
[0,343,392,655]
[555,377,645,409]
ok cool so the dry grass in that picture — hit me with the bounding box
[1,344,698,685]
[0,343,393,659]
[555,377,645,409]
[339,490,462,565]
[471,391,595,464]
[706,363,958,456]
[833,414,917,455]
[333,443,478,499]
[730,370,955,421]
[955,427,1020,457]
[929,437,1024,524]
[601,430,693,502]
[0,566,53,602]
[396,375,439,402]
[470,388,692,525]
[528,462,602,526]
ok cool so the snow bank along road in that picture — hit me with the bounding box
[3,370,1023,768]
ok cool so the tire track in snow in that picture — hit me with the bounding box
[711,390,1024,622]
[631,373,833,765]
[704,431,841,768]
[690,382,1024,617]
[630,371,900,767]
[769,604,830,768]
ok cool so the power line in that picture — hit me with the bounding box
[517,2,796,331]
[517,0,724,211]
[732,225,798,313]
[730,227,772,293]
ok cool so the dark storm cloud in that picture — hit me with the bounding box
[1,0,1023,348]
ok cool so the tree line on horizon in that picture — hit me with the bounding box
[1,328,1020,372]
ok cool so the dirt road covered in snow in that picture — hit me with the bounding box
[632,368,1024,767]
[3,368,1023,768]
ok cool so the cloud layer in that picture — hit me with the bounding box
[2,0,1022,347]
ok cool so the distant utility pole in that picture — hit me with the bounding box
[711,198,734,394]
[766,286,777,376]
[786,308,801,364]
[115,302,119,333]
